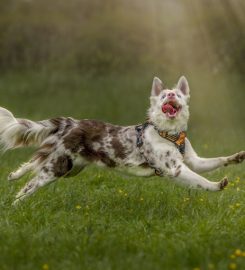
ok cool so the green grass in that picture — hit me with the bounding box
[0,71,244,270]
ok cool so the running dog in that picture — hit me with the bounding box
[0,76,244,204]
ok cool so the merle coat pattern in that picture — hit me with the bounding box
[0,76,244,204]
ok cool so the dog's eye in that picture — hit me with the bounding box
[177,94,181,98]
[161,94,166,99]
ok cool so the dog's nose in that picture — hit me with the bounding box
[167,92,175,98]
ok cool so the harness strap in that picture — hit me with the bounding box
[135,122,186,155]
[135,122,149,147]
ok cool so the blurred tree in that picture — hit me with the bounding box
[0,0,244,77]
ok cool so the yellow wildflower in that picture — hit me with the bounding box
[118,189,123,194]
[235,203,240,208]
[234,249,242,256]
[75,205,82,209]
[229,263,237,270]
[140,197,144,201]
[42,264,49,270]
[203,144,208,149]
[235,177,240,183]
[124,193,128,197]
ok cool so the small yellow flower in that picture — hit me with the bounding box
[234,249,242,256]
[75,205,82,209]
[236,187,240,191]
[229,263,237,270]
[235,177,240,183]
[242,251,245,257]
[199,198,204,202]
[42,264,49,270]
[118,189,123,194]
[183,197,190,202]
[140,197,144,201]
[230,183,235,187]
[124,193,128,197]
[230,254,236,259]
[235,203,240,208]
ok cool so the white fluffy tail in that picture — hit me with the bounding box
[0,107,57,151]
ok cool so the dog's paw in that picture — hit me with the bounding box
[8,172,14,181]
[225,151,245,166]
[8,172,17,181]
[219,177,228,190]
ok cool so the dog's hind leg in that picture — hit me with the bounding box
[13,154,75,205]
[184,139,245,173]
[8,159,37,181]
[13,170,57,205]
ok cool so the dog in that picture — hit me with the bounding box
[0,76,244,205]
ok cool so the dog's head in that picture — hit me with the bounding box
[148,76,190,133]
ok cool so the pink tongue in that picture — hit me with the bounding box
[162,104,177,115]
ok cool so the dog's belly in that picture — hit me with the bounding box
[117,166,155,177]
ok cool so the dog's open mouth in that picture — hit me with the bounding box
[162,101,181,119]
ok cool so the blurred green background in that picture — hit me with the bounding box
[0,0,244,144]
[0,2,245,270]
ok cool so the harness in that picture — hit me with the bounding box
[135,122,186,155]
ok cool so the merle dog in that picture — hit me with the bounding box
[0,76,244,204]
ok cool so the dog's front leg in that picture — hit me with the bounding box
[172,164,228,191]
[184,138,245,173]
[153,160,228,191]
[147,151,227,191]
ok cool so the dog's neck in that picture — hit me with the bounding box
[150,118,188,135]
[147,106,189,134]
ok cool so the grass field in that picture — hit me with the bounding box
[0,71,244,270]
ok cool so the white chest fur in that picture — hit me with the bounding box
[144,126,183,159]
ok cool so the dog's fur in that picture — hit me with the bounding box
[0,76,244,204]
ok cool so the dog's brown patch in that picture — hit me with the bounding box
[63,120,107,153]
[171,159,176,166]
[111,137,126,159]
[33,143,56,163]
[139,162,150,168]
[175,169,181,177]
[53,155,73,177]
[219,177,228,190]
[62,120,126,167]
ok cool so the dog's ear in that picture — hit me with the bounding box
[177,76,190,96]
[151,77,164,96]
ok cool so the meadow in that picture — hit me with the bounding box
[0,71,244,270]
